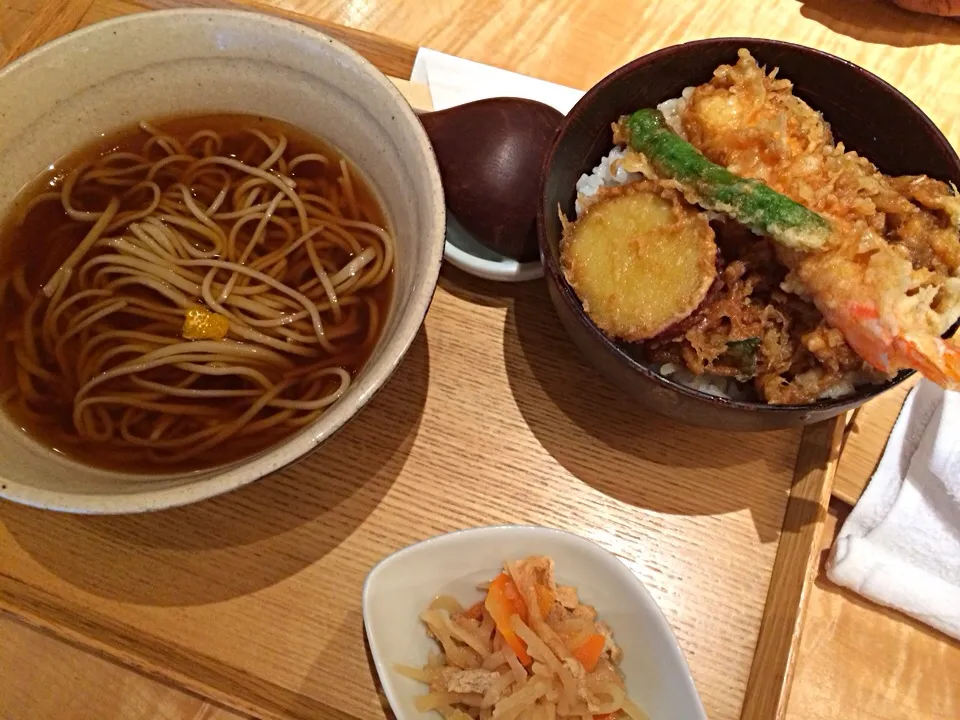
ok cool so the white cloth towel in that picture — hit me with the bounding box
[828,380,960,640]
[410,48,584,114]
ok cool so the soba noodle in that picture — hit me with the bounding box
[0,115,394,471]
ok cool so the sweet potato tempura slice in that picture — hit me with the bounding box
[561,181,716,341]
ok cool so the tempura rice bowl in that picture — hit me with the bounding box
[539,38,960,430]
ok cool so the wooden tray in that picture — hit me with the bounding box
[832,379,916,505]
[0,2,841,719]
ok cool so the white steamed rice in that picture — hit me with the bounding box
[574,92,692,214]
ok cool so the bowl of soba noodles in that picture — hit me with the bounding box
[0,9,445,512]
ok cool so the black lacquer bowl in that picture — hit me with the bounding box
[537,38,960,430]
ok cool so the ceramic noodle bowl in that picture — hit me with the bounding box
[0,9,445,512]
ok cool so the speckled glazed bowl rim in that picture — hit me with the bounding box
[0,9,446,513]
[538,37,960,417]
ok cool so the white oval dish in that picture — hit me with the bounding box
[362,525,706,720]
[0,9,445,513]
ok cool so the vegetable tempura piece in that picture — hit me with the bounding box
[560,181,716,341]
[396,555,646,719]
[623,109,831,251]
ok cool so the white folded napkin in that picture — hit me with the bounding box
[410,48,584,114]
[828,380,960,640]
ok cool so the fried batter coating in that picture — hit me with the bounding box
[647,222,878,403]
[680,49,960,281]
[561,181,717,341]
[676,49,960,391]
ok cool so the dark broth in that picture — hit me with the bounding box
[0,114,393,473]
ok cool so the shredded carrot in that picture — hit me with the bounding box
[535,583,555,618]
[462,601,485,621]
[572,633,606,672]
[484,573,531,664]
[593,714,621,720]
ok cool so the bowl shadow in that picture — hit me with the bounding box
[293,611,389,720]
[437,262,532,309]
[0,329,431,606]
[797,0,960,46]
[489,275,798,530]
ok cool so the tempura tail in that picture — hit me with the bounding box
[624,109,831,251]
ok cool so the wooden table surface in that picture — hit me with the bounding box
[0,1,959,719]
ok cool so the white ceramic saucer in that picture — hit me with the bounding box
[443,214,544,282]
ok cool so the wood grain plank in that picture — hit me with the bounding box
[0,0,40,57]
[0,574,346,720]
[390,77,433,112]
[1,0,95,63]
[832,380,917,505]
[0,613,246,720]
[742,416,845,720]
[76,0,419,78]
